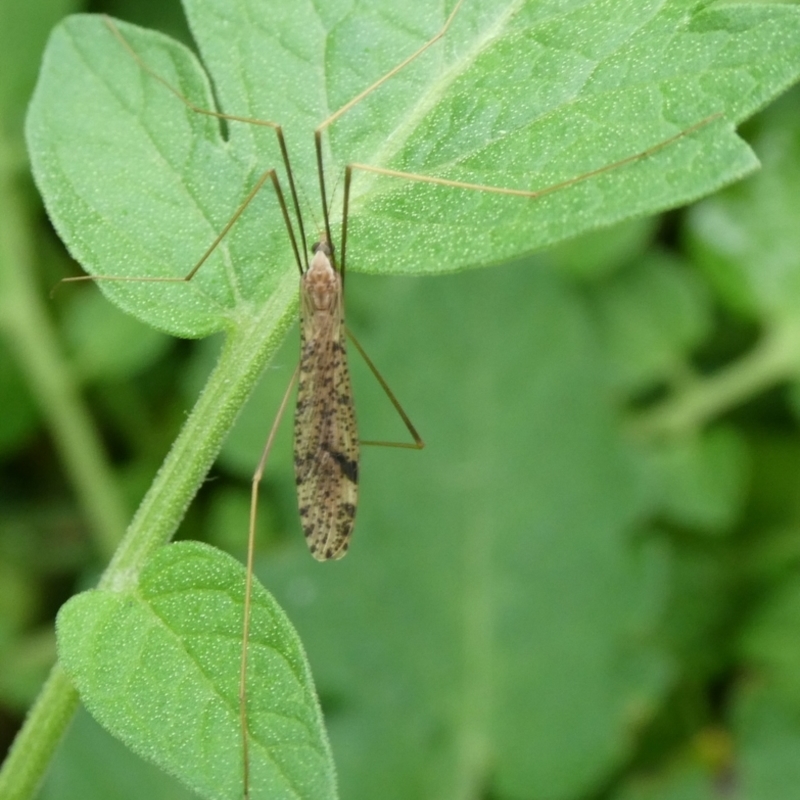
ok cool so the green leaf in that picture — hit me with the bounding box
[547,217,659,281]
[589,249,712,394]
[688,88,800,321]
[637,426,749,533]
[39,707,197,800]
[57,541,336,800]
[62,288,172,381]
[26,1,800,339]
[249,262,675,799]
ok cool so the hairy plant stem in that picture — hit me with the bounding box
[0,259,298,798]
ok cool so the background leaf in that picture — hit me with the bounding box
[251,262,675,799]
[39,707,196,800]
[688,90,800,322]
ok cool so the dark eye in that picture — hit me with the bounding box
[311,240,334,257]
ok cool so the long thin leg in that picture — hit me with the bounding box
[340,166,353,288]
[346,113,724,203]
[57,168,303,292]
[314,0,466,257]
[240,365,299,799]
[346,329,424,450]
[109,0,468,273]
[104,15,309,269]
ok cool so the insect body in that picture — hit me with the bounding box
[295,236,359,560]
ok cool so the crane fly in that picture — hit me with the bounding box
[52,1,726,796]
[295,234,359,560]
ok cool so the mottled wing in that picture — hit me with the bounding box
[294,289,359,560]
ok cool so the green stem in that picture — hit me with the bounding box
[0,131,299,795]
[633,321,800,438]
[100,275,298,588]
[0,667,79,800]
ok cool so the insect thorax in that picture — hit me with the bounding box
[303,244,340,315]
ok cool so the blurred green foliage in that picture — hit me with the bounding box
[3,0,800,799]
